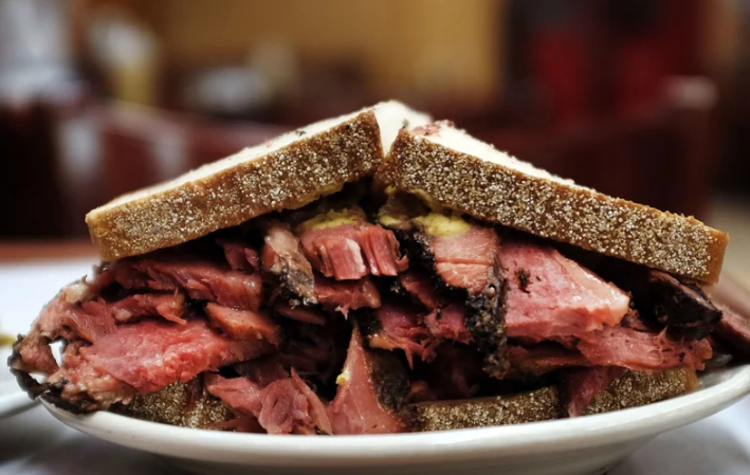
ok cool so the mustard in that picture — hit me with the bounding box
[413,212,471,237]
[300,208,361,230]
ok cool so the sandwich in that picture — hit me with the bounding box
[9,101,750,435]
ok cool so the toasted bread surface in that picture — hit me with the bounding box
[583,368,698,415]
[124,382,232,429]
[378,123,728,284]
[87,101,430,261]
[409,368,698,431]
[409,386,562,431]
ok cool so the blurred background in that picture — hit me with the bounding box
[0,0,748,283]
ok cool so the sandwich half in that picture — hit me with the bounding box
[9,104,749,435]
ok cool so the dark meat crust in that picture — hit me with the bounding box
[9,336,121,414]
[8,336,81,411]
[8,337,45,399]
[714,303,750,356]
[392,227,509,378]
[466,271,508,379]
[9,364,100,415]
[369,348,411,411]
[261,221,318,307]
[273,259,318,307]
[631,270,722,340]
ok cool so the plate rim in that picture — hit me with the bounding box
[43,364,750,466]
[0,389,38,419]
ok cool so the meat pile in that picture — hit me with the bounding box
[8,197,745,434]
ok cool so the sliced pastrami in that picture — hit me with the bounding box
[500,240,630,342]
[82,293,186,325]
[108,258,264,311]
[261,220,317,306]
[217,239,260,274]
[274,304,328,326]
[714,303,750,355]
[315,276,381,316]
[205,303,281,344]
[297,209,408,281]
[205,370,331,435]
[386,212,507,378]
[328,326,409,434]
[360,301,437,368]
[577,326,712,371]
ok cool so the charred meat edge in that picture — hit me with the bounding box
[391,226,508,378]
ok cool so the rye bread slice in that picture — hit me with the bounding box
[87,101,430,261]
[378,122,728,284]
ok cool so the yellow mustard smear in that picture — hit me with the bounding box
[299,208,362,230]
[377,213,404,227]
[413,212,471,237]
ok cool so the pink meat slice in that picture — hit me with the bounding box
[328,327,406,435]
[577,326,712,371]
[217,239,260,273]
[398,270,445,309]
[315,276,381,316]
[81,319,271,394]
[205,373,263,418]
[13,293,118,374]
[47,341,137,409]
[205,369,331,435]
[110,258,264,311]
[38,294,117,344]
[82,293,186,325]
[299,223,408,281]
[501,241,630,342]
[366,301,437,368]
[205,303,281,344]
[398,271,472,344]
[431,225,500,295]
[424,303,472,344]
[274,304,328,325]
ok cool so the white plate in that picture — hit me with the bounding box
[44,364,750,475]
[0,378,36,418]
[0,258,97,420]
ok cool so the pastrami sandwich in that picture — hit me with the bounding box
[10,102,749,435]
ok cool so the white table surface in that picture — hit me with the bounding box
[1,259,749,475]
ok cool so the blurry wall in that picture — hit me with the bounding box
[3,0,750,239]
[131,0,504,103]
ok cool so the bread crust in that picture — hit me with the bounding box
[583,368,698,415]
[379,128,728,284]
[87,111,383,261]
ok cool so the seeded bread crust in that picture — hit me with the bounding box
[409,386,562,431]
[379,124,728,284]
[582,368,698,416]
[409,368,698,431]
[87,111,383,261]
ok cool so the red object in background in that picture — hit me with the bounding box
[0,102,67,237]
[528,30,589,123]
[521,0,705,123]
[525,2,591,123]
[613,0,703,115]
